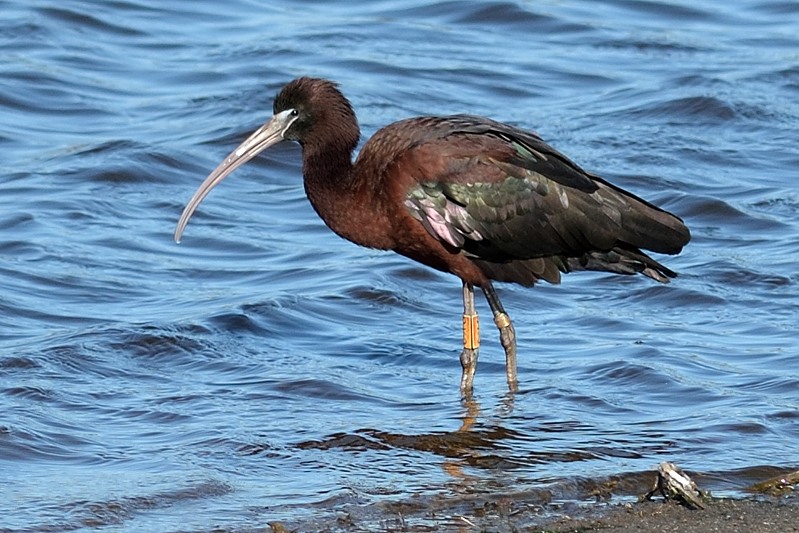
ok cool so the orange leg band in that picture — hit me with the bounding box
[462,313,480,350]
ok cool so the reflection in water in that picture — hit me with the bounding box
[443,396,480,480]
[297,392,631,480]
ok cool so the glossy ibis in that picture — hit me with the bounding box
[175,77,690,393]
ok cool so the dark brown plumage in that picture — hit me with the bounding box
[175,77,690,393]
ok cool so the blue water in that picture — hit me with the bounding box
[1,0,798,530]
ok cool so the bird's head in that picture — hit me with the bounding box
[174,77,358,243]
[273,77,357,147]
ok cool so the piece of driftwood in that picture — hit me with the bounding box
[639,461,706,509]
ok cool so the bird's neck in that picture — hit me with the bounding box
[302,142,357,192]
[302,145,392,250]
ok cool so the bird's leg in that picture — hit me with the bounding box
[481,281,518,391]
[460,281,479,393]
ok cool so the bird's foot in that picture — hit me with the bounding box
[494,312,518,391]
[460,347,478,394]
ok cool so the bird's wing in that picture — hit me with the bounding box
[401,116,688,263]
[403,133,622,262]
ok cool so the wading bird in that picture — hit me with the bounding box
[175,77,690,393]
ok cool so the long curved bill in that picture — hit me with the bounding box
[174,108,298,243]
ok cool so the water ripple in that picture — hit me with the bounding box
[1,0,798,530]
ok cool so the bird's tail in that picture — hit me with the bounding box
[593,176,691,256]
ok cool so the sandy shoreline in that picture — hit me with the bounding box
[270,491,799,532]
[539,496,799,533]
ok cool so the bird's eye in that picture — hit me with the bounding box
[290,109,299,117]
